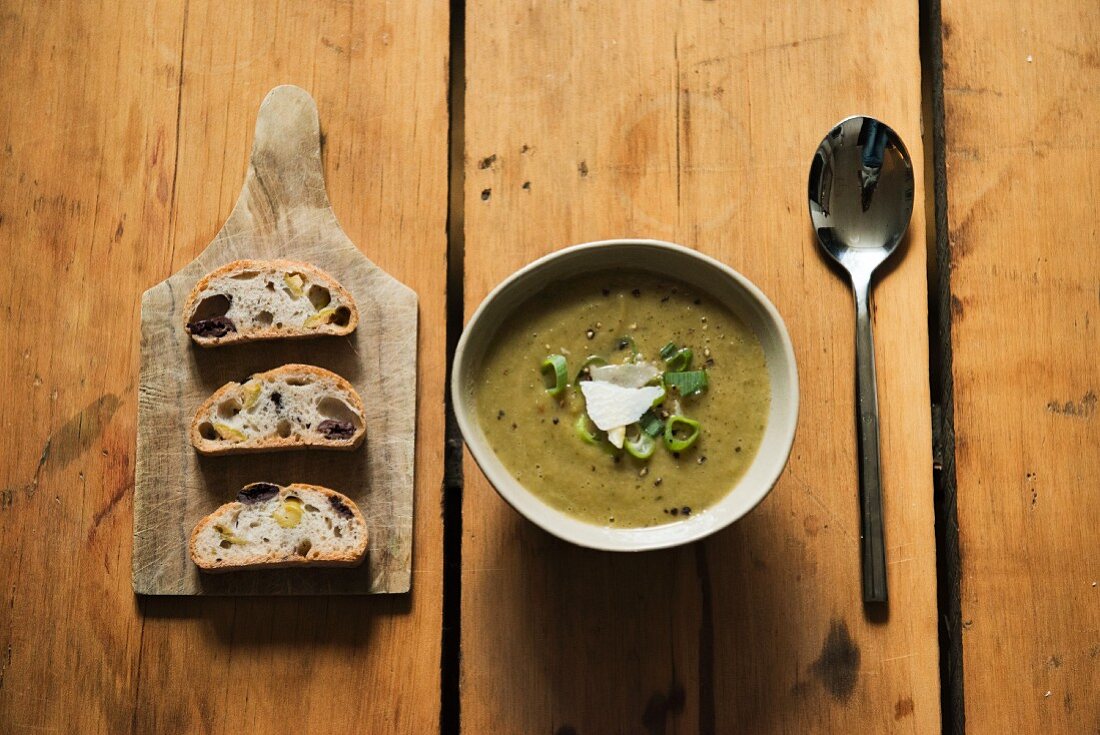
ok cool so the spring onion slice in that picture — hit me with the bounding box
[541,354,568,396]
[663,370,708,397]
[624,425,656,460]
[574,355,608,383]
[575,414,600,445]
[665,348,693,372]
[664,415,701,452]
[639,410,664,437]
[659,342,678,360]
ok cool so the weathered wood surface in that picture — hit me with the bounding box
[941,0,1100,731]
[0,1,447,731]
[135,85,417,595]
[461,1,939,732]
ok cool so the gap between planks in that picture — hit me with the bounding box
[919,0,966,731]
[440,0,467,733]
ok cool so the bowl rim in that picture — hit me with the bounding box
[451,238,799,551]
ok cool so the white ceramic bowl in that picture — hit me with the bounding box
[452,239,798,551]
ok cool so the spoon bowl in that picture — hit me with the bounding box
[807,116,914,603]
[809,116,914,273]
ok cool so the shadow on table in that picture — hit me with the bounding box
[135,591,412,650]
[484,490,870,733]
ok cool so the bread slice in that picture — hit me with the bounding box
[190,482,368,571]
[183,259,358,346]
[191,364,366,455]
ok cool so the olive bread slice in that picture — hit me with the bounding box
[183,259,358,346]
[190,482,368,571]
[191,364,366,455]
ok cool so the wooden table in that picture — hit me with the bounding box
[0,1,1094,732]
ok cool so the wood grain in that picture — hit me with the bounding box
[941,0,1100,731]
[0,1,447,731]
[461,1,939,732]
[135,85,417,595]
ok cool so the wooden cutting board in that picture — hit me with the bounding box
[133,85,417,595]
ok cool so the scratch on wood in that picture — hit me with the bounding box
[166,0,190,268]
[32,438,50,482]
[10,724,60,732]
[944,85,1004,97]
[1045,390,1096,418]
[320,36,345,54]
[1049,43,1100,70]
[692,29,848,69]
[89,480,133,537]
[673,36,681,208]
[4,435,53,504]
[0,642,11,691]
[883,651,917,664]
[128,614,147,735]
[342,335,362,359]
[788,472,856,541]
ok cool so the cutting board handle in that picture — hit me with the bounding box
[233,85,331,221]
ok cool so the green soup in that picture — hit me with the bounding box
[474,271,770,528]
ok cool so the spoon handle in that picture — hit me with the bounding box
[853,277,888,602]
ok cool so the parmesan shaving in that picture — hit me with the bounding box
[607,425,626,449]
[579,381,665,432]
[589,362,661,388]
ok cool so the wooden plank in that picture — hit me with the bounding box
[461,1,938,732]
[0,1,447,731]
[134,85,418,595]
[940,1,1100,731]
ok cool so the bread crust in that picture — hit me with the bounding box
[189,483,369,571]
[183,259,360,347]
[190,364,367,455]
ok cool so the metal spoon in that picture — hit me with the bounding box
[808,116,914,603]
